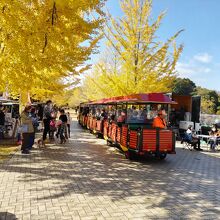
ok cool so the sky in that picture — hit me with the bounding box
[91,0,220,91]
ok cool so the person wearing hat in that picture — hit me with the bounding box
[152,109,167,129]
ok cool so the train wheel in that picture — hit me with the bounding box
[125,150,136,160]
[125,151,129,159]
[107,140,112,146]
[159,153,167,160]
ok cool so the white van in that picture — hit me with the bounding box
[1,101,19,138]
[2,102,19,119]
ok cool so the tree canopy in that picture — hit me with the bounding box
[82,0,183,100]
[0,0,105,104]
[196,87,219,114]
[171,78,196,95]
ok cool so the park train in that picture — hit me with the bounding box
[78,93,178,160]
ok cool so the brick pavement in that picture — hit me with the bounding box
[0,116,220,220]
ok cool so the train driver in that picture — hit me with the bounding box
[152,109,167,129]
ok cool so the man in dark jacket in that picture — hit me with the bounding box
[43,100,53,142]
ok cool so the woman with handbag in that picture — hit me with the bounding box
[20,105,34,154]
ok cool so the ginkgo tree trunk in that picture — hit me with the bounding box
[0,0,105,106]
[83,0,183,100]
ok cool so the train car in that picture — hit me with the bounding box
[78,102,89,127]
[79,93,177,160]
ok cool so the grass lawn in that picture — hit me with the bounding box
[0,145,19,162]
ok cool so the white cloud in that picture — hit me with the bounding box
[175,54,219,90]
[176,62,211,78]
[203,68,211,73]
[193,53,212,63]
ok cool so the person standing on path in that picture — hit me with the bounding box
[66,112,71,138]
[59,109,68,144]
[43,100,53,143]
[29,107,39,150]
[20,105,34,154]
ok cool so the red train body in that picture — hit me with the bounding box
[78,93,176,160]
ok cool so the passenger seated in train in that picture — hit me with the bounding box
[90,108,96,117]
[131,110,138,121]
[127,107,148,123]
[95,108,101,120]
[137,110,146,122]
[82,108,89,116]
[100,109,108,120]
[117,110,126,123]
[108,112,116,123]
[126,106,136,121]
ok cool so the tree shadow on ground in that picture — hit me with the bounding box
[0,121,220,219]
[0,212,17,220]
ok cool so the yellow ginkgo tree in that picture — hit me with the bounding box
[0,0,105,105]
[83,0,183,100]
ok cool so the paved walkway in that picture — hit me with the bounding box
[0,116,220,220]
